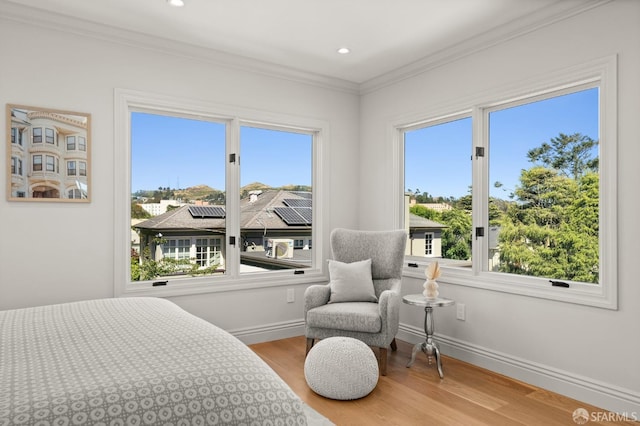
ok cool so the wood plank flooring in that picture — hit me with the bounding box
[250,336,636,425]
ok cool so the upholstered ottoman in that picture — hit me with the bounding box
[304,336,379,400]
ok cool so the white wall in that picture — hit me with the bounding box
[360,0,639,415]
[0,12,360,332]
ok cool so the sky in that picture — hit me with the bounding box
[132,87,598,198]
[404,87,599,200]
[131,113,312,192]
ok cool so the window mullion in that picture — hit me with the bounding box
[225,118,241,278]
[471,106,487,274]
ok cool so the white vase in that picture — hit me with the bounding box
[422,279,439,299]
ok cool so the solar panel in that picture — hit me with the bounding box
[283,198,312,208]
[273,207,311,225]
[294,207,312,223]
[188,205,225,218]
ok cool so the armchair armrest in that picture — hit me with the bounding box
[304,284,331,316]
[378,288,401,341]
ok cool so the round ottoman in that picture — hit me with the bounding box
[304,337,379,400]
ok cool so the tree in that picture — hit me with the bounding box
[440,209,472,260]
[526,133,598,180]
[497,133,599,283]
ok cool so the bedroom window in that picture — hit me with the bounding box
[115,89,326,295]
[397,57,617,309]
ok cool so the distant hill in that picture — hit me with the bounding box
[137,182,312,203]
[174,184,218,200]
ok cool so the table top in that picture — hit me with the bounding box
[402,294,455,307]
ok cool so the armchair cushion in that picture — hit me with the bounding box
[306,302,381,333]
[328,258,378,303]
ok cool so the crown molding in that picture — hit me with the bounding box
[359,0,613,95]
[0,0,360,95]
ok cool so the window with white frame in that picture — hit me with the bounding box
[196,238,222,267]
[425,233,434,256]
[45,128,55,144]
[115,89,324,295]
[33,154,42,171]
[45,155,55,172]
[67,136,76,150]
[398,58,617,309]
[67,160,76,176]
[33,128,42,143]
[163,239,191,260]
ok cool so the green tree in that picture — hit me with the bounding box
[497,133,599,283]
[440,208,472,260]
[526,132,598,179]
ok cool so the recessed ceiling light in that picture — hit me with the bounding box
[337,47,350,55]
[167,0,185,7]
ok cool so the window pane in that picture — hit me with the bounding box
[488,88,599,284]
[240,126,313,273]
[130,112,226,282]
[404,117,472,267]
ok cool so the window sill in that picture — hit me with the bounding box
[402,263,617,310]
[117,269,327,298]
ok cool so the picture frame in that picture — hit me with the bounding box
[7,104,91,202]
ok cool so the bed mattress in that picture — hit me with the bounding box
[0,297,306,425]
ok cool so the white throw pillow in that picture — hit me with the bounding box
[328,258,378,303]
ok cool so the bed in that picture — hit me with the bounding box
[0,297,309,425]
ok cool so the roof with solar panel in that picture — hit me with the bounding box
[134,189,312,231]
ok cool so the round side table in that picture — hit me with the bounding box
[402,294,455,379]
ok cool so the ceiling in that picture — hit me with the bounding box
[3,0,598,84]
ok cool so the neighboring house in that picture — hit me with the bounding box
[139,199,187,216]
[407,213,447,257]
[9,108,89,199]
[133,189,313,272]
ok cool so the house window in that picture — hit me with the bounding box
[33,128,42,143]
[163,239,191,260]
[45,128,55,144]
[79,161,87,177]
[67,136,76,150]
[404,116,472,266]
[78,136,86,151]
[425,233,434,256]
[45,155,55,172]
[116,89,325,295]
[397,58,617,308]
[196,238,222,267]
[32,155,42,171]
[67,160,76,176]
[11,127,23,145]
[239,125,313,274]
[68,188,83,199]
[11,157,23,175]
[487,88,600,284]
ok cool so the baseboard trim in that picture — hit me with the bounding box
[230,319,305,345]
[397,324,640,416]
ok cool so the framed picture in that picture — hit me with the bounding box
[7,104,91,202]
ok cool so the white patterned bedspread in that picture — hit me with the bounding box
[0,297,307,426]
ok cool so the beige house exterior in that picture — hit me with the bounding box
[9,108,89,199]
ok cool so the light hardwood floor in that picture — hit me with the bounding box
[250,336,636,425]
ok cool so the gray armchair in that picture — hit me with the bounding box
[304,228,407,375]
